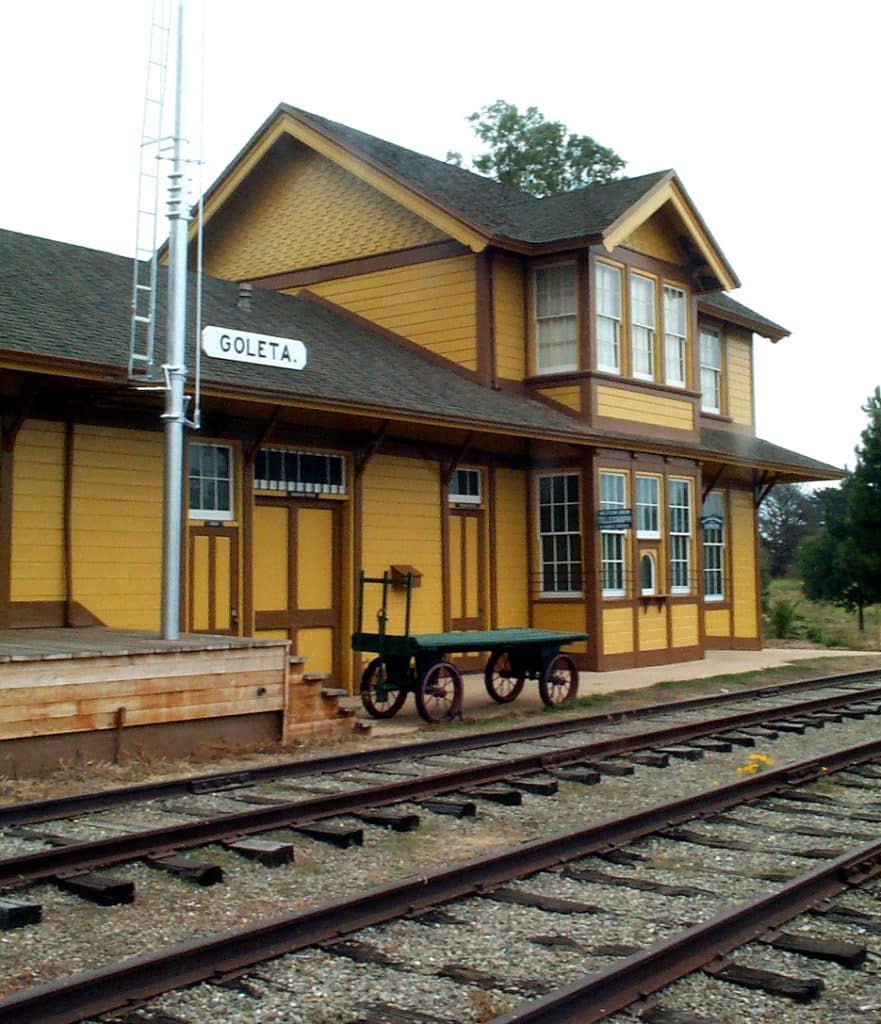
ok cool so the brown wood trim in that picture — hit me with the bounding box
[696,298,789,341]
[352,464,364,684]
[526,368,701,402]
[246,240,471,291]
[596,644,703,671]
[705,635,763,651]
[441,471,451,633]
[475,248,495,387]
[63,419,74,627]
[581,454,596,664]
[242,456,254,636]
[488,465,498,630]
[0,443,11,627]
[577,252,591,387]
[6,600,103,628]
[604,244,694,288]
[592,414,698,445]
[525,456,535,626]
[297,288,482,386]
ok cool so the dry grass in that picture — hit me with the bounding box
[766,578,881,649]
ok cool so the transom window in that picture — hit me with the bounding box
[596,263,622,374]
[189,443,234,520]
[600,471,627,597]
[664,285,688,388]
[449,468,481,506]
[535,264,577,373]
[255,449,346,495]
[635,474,660,538]
[700,326,723,414]
[668,478,692,593]
[703,491,725,600]
[630,273,656,381]
[538,473,582,595]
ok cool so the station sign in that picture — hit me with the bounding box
[699,514,724,531]
[596,508,633,531]
[201,326,307,371]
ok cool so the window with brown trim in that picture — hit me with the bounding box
[700,326,723,414]
[534,263,578,373]
[664,285,688,388]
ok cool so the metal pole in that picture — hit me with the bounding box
[161,0,188,640]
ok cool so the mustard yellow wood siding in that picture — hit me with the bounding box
[532,601,588,653]
[705,607,731,637]
[253,504,289,619]
[731,489,759,638]
[621,209,685,265]
[191,535,211,631]
[202,141,447,281]
[70,426,163,629]
[638,606,668,650]
[300,256,478,371]
[361,455,442,636]
[727,331,754,426]
[603,606,633,655]
[11,420,65,602]
[538,386,581,412]
[671,603,699,647]
[494,469,529,628]
[596,385,694,431]
[493,254,526,380]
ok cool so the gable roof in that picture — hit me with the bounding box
[196,104,738,290]
[0,227,838,482]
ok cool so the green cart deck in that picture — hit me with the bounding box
[351,627,588,657]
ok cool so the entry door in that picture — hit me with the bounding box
[252,497,341,677]
[449,509,486,631]
[189,526,239,634]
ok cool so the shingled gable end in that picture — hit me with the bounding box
[0,104,839,695]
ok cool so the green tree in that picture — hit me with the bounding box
[800,389,881,632]
[447,101,626,197]
[758,483,821,578]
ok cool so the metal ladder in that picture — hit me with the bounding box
[129,0,173,381]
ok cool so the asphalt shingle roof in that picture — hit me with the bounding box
[699,292,789,340]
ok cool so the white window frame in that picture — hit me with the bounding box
[534,263,578,374]
[668,478,692,594]
[254,448,346,495]
[630,273,656,381]
[640,552,657,596]
[449,467,482,506]
[700,326,723,414]
[703,491,725,601]
[664,285,688,388]
[596,262,622,374]
[188,443,234,521]
[537,473,583,597]
[600,471,627,598]
[635,474,661,539]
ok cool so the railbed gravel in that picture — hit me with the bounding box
[0,705,879,1022]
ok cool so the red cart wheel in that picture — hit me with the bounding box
[539,653,578,707]
[415,662,463,723]
[484,650,525,704]
[360,657,407,719]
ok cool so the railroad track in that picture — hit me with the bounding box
[1,735,880,1023]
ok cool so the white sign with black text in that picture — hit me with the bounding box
[201,326,307,371]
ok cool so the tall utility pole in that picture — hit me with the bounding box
[161,0,188,640]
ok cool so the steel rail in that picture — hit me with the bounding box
[2,666,877,828]
[493,840,881,1023]
[0,737,879,1024]
[1,683,880,886]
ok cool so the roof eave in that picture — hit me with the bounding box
[697,299,791,342]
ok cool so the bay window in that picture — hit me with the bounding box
[535,264,577,373]
[596,263,622,374]
[664,285,687,388]
[630,273,656,380]
[700,326,723,413]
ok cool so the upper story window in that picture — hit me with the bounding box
[255,448,346,495]
[189,443,234,520]
[663,285,688,388]
[630,273,656,381]
[449,468,481,506]
[700,326,723,414]
[668,477,692,593]
[538,473,582,596]
[535,263,577,373]
[635,474,660,538]
[599,470,627,597]
[702,491,725,600]
[596,263,622,374]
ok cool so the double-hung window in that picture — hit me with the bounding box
[700,326,723,414]
[449,468,481,506]
[600,471,627,597]
[538,474,582,595]
[630,273,656,381]
[663,285,687,388]
[668,478,692,593]
[189,443,234,520]
[702,491,725,600]
[535,264,577,373]
[596,263,622,374]
[635,474,660,539]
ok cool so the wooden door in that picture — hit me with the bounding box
[252,497,341,678]
[188,526,239,634]
[449,508,486,631]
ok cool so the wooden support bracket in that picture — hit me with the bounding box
[442,432,475,485]
[354,420,389,476]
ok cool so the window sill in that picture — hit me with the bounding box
[639,593,669,610]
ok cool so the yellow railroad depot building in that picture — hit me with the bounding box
[0,104,840,690]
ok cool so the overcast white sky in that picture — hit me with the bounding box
[1,0,876,473]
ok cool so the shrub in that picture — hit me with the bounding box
[768,597,800,638]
